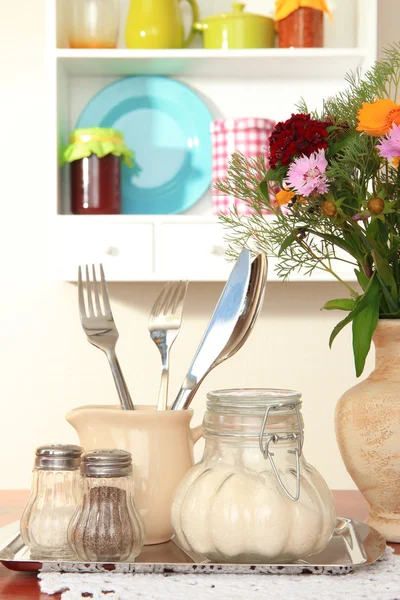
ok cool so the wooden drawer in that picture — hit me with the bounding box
[50,222,154,281]
[158,223,231,280]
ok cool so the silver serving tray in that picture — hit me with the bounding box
[0,518,386,576]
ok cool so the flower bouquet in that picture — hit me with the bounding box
[217,44,400,376]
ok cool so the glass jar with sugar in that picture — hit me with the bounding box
[172,389,336,564]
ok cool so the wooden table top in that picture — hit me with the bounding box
[0,490,397,599]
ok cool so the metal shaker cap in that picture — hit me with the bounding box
[81,449,132,478]
[35,444,83,471]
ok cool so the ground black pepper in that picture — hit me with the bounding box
[71,486,136,562]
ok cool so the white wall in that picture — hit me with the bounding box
[0,0,395,489]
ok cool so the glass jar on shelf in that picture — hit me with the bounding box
[62,128,134,215]
[20,445,83,559]
[68,450,145,562]
[275,1,332,48]
[172,389,336,564]
[68,0,119,49]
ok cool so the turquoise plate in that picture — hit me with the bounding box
[76,76,213,215]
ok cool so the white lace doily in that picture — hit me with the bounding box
[39,548,400,600]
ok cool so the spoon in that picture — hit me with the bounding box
[170,253,268,410]
[215,253,268,366]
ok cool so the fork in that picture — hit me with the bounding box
[149,281,188,411]
[78,264,134,411]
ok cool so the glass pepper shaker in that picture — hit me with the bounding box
[20,445,83,558]
[68,450,145,562]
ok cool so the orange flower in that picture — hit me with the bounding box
[356,99,400,136]
[276,189,294,206]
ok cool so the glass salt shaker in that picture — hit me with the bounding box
[69,450,145,562]
[20,445,83,558]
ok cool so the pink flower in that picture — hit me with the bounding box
[284,149,329,197]
[352,212,370,222]
[377,123,400,163]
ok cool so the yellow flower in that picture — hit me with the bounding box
[356,98,400,136]
[276,189,294,206]
[321,199,337,217]
[367,197,385,215]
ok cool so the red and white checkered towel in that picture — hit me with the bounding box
[211,117,276,216]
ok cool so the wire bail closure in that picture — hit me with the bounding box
[259,402,304,501]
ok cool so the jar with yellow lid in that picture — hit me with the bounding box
[275,1,333,48]
[62,128,134,215]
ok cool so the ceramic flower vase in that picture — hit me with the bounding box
[335,319,400,542]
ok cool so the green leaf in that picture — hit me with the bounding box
[372,250,399,304]
[326,134,355,159]
[259,180,270,201]
[376,274,398,311]
[367,220,389,255]
[355,268,369,290]
[329,312,357,348]
[279,230,299,256]
[329,274,380,348]
[322,298,356,311]
[263,165,287,183]
[380,310,400,318]
[352,293,380,377]
[375,219,389,243]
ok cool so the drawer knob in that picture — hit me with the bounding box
[104,246,120,257]
[210,244,225,257]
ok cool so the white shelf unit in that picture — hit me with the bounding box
[48,0,378,282]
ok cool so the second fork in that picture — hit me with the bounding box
[149,281,188,411]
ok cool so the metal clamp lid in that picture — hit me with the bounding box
[259,402,304,502]
[81,449,132,478]
[35,444,83,471]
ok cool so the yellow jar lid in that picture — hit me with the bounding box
[62,127,134,166]
[275,0,333,21]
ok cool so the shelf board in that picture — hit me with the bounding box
[54,214,219,225]
[55,48,367,78]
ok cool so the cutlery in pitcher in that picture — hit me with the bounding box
[149,281,188,411]
[78,264,134,411]
[170,248,257,411]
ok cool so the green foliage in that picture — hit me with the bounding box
[217,44,400,377]
[322,43,400,126]
[322,298,356,311]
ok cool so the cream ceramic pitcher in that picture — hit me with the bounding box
[125,0,199,49]
[65,405,203,545]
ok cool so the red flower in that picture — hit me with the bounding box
[268,114,330,169]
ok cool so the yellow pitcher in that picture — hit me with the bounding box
[125,0,199,49]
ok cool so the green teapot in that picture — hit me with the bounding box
[193,2,275,49]
[126,0,199,49]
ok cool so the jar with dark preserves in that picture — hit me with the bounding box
[62,128,134,215]
[275,0,332,49]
